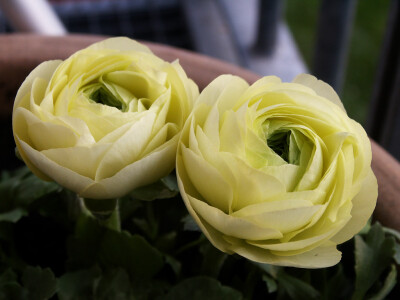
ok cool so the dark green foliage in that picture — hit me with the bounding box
[0,167,399,299]
[128,172,179,201]
[21,266,57,300]
[352,223,396,300]
[162,277,243,300]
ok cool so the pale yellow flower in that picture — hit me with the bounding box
[13,37,198,199]
[177,74,377,268]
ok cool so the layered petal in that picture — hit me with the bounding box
[13,37,198,199]
[177,74,377,268]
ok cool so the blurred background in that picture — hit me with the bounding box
[0,0,398,162]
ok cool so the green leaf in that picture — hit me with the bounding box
[0,168,28,211]
[132,201,159,240]
[129,174,179,201]
[242,266,261,300]
[368,264,397,300]
[164,255,182,277]
[98,230,164,280]
[352,223,396,300]
[0,166,30,182]
[393,243,400,265]
[118,196,142,222]
[36,189,82,227]
[0,269,18,283]
[0,269,29,300]
[262,274,278,293]
[57,266,101,300]
[0,208,27,223]
[199,242,227,278]
[275,271,320,300]
[162,277,242,300]
[181,214,200,232]
[0,282,29,300]
[132,280,171,300]
[14,174,60,206]
[320,265,352,300]
[383,227,400,265]
[382,227,400,241]
[0,167,59,212]
[21,266,57,300]
[160,173,179,192]
[132,217,157,239]
[94,268,134,300]
[66,216,107,269]
[155,231,177,252]
[67,216,164,280]
[357,218,372,236]
[256,264,320,300]
[255,263,280,279]
[0,222,13,242]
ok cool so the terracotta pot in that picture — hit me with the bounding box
[1,34,399,231]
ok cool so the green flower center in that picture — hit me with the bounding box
[90,86,123,110]
[267,129,301,165]
[267,130,290,162]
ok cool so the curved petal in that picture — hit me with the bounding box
[81,136,177,198]
[177,162,234,253]
[188,195,283,240]
[293,74,346,112]
[196,74,248,108]
[231,240,341,268]
[181,146,233,213]
[86,36,153,54]
[237,205,324,234]
[18,140,94,194]
[330,170,377,244]
[13,60,61,109]
[95,111,156,179]
[42,143,111,179]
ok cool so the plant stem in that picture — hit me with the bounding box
[82,197,121,231]
[176,234,206,255]
[98,203,121,232]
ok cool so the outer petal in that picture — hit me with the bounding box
[86,36,153,54]
[13,61,62,180]
[195,74,248,108]
[18,140,94,193]
[292,74,346,112]
[81,136,178,198]
[188,195,283,240]
[231,240,341,268]
[330,170,378,244]
[181,146,233,213]
[13,60,61,109]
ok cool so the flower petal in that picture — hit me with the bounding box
[330,169,377,244]
[293,73,346,112]
[231,240,341,268]
[188,195,283,240]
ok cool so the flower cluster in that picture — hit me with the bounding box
[12,38,377,268]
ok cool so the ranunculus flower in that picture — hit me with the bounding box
[176,74,377,268]
[13,37,198,199]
